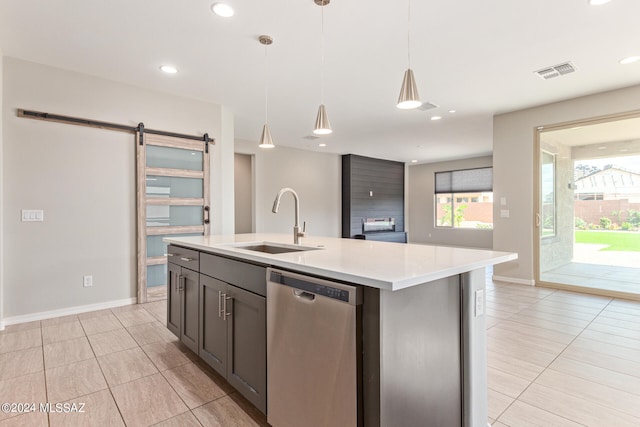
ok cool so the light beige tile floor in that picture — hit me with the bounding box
[0,300,267,427]
[1,275,639,426]
[487,276,640,426]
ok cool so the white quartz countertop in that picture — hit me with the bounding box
[164,234,517,291]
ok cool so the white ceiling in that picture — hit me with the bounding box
[2,0,640,163]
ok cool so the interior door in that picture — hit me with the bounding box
[136,133,210,303]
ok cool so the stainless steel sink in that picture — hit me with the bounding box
[224,241,322,254]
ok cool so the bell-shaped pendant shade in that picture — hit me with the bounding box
[397,68,422,109]
[313,104,332,135]
[258,123,275,148]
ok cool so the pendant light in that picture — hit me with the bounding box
[397,0,421,109]
[313,0,332,135]
[258,35,275,148]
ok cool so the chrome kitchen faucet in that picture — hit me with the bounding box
[272,187,305,244]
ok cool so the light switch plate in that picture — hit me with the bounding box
[21,209,44,222]
[500,197,507,206]
[83,275,93,287]
[475,290,485,317]
[500,209,510,218]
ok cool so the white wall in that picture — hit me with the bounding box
[235,140,341,238]
[0,53,4,329]
[407,156,494,249]
[2,57,233,320]
[493,83,640,284]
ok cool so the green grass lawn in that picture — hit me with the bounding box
[575,230,640,252]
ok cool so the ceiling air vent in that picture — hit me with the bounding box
[303,135,320,140]
[534,62,577,80]
[418,102,439,111]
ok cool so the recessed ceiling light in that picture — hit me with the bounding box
[597,146,607,150]
[318,143,327,147]
[448,110,456,113]
[430,116,442,121]
[588,0,611,5]
[620,148,629,152]
[160,65,178,74]
[619,56,640,65]
[411,159,418,163]
[211,3,234,17]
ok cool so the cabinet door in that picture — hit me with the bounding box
[166,263,181,337]
[226,285,267,414]
[199,274,228,376]
[180,268,199,353]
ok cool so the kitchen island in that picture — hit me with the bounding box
[164,233,517,427]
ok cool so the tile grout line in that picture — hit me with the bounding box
[79,307,128,426]
[39,322,51,427]
[494,291,613,426]
[487,286,559,422]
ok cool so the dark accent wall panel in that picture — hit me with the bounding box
[342,155,405,239]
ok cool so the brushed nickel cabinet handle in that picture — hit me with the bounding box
[180,257,194,262]
[218,291,224,318]
[225,296,232,318]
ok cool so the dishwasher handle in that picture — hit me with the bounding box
[294,290,316,301]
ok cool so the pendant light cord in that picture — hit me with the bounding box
[407,0,412,68]
[264,43,269,123]
[320,4,325,104]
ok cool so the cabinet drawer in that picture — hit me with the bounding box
[201,253,266,297]
[167,245,200,271]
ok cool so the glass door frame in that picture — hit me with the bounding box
[136,132,210,303]
[534,109,640,298]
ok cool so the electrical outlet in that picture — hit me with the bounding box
[475,289,485,317]
[83,275,93,287]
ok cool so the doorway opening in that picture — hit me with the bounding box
[537,114,640,298]
[234,153,254,234]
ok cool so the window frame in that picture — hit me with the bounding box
[434,167,494,230]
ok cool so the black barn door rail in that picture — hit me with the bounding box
[17,109,213,151]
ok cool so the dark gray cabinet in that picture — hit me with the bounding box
[166,245,267,415]
[167,262,181,336]
[199,253,267,415]
[166,261,199,354]
[167,245,200,353]
[225,283,266,411]
[199,274,228,374]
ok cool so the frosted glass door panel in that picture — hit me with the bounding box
[147,205,203,227]
[146,176,203,199]
[147,264,167,287]
[146,145,203,170]
[147,233,202,257]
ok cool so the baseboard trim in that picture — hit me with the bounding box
[492,275,535,286]
[2,297,137,326]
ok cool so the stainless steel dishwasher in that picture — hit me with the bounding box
[267,268,362,427]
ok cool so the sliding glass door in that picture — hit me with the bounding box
[536,114,640,298]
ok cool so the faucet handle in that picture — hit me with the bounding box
[296,221,306,239]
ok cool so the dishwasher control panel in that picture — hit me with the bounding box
[268,270,359,304]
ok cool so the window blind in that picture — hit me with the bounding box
[435,167,493,194]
